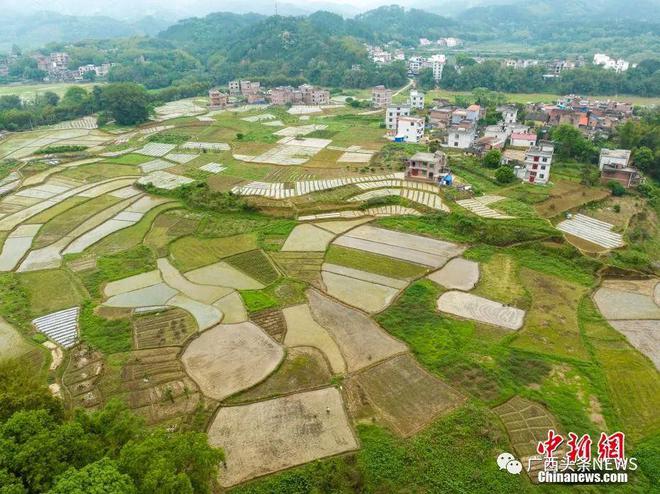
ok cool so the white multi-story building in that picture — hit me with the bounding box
[593,53,630,72]
[385,104,411,130]
[429,54,446,81]
[408,56,425,75]
[444,122,476,149]
[409,91,424,110]
[517,141,554,185]
[396,116,425,143]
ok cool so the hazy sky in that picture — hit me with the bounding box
[3,0,485,19]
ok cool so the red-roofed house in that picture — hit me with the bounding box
[510,133,537,147]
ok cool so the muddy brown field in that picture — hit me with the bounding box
[208,387,358,487]
[344,354,464,436]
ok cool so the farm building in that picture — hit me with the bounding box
[406,151,449,182]
[599,148,642,188]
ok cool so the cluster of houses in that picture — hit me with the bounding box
[366,45,406,65]
[208,81,330,109]
[523,95,634,137]
[419,37,462,47]
[372,84,644,189]
[593,53,633,72]
[28,52,116,82]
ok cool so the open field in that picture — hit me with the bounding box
[307,289,407,371]
[208,387,358,487]
[182,322,284,400]
[0,82,98,100]
[345,353,464,436]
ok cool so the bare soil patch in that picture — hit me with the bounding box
[344,354,464,436]
[208,387,358,487]
[228,347,332,403]
[182,322,284,400]
[437,291,525,330]
[594,288,660,320]
[307,289,407,372]
[282,304,346,374]
[427,258,479,291]
[282,224,336,252]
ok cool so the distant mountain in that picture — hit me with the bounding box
[0,12,173,51]
[457,0,660,24]
[354,5,458,42]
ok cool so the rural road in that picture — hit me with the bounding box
[392,78,414,97]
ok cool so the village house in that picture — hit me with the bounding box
[510,132,537,147]
[269,85,330,105]
[240,80,261,96]
[451,109,467,124]
[599,149,642,188]
[497,105,518,124]
[406,150,449,182]
[444,121,476,149]
[385,104,410,130]
[228,80,240,95]
[409,90,425,110]
[466,104,483,122]
[429,107,453,128]
[517,141,554,185]
[396,116,425,143]
[593,53,631,72]
[208,89,229,109]
[372,85,393,108]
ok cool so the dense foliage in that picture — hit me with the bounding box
[0,359,223,494]
[0,81,209,131]
[442,60,660,97]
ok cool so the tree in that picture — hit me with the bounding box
[118,430,223,494]
[49,459,136,494]
[0,359,63,423]
[495,166,516,184]
[634,146,654,173]
[99,83,151,126]
[608,181,626,197]
[482,149,502,169]
[550,124,597,163]
[417,68,435,91]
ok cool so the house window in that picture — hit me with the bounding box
[454,142,459,147]
[542,157,548,162]
[539,174,544,178]
[541,165,546,170]
[534,156,539,162]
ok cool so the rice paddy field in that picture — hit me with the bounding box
[0,93,657,492]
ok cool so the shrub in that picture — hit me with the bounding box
[607,181,626,196]
[495,165,516,184]
[482,149,502,169]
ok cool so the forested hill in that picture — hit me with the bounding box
[158,10,413,89]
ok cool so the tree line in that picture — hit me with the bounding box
[438,59,660,97]
[0,81,210,131]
